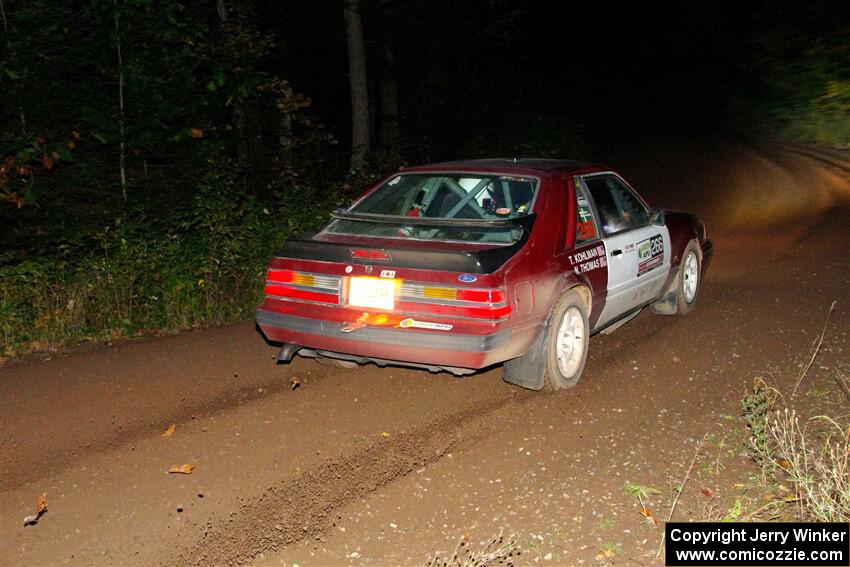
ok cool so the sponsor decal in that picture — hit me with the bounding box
[345,265,353,274]
[568,243,607,275]
[458,273,478,283]
[637,234,664,276]
[399,318,453,331]
[380,269,396,278]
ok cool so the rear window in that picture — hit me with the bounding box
[323,173,539,244]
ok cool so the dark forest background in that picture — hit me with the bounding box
[1,0,848,355]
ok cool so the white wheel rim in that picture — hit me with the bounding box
[556,306,584,377]
[683,250,699,303]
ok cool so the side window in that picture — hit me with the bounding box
[584,175,649,236]
[574,179,599,245]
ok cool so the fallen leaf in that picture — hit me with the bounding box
[673,355,681,363]
[290,376,301,390]
[23,493,48,526]
[67,141,76,150]
[41,153,53,170]
[189,128,204,139]
[168,464,195,474]
[381,431,390,438]
[639,507,658,526]
[701,487,715,497]
[162,424,176,438]
[775,458,791,469]
[36,493,47,514]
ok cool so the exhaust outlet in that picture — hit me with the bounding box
[276,343,301,362]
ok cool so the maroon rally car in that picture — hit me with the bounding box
[256,159,712,390]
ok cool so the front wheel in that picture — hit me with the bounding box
[676,240,701,315]
[542,291,590,390]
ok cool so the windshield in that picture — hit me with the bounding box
[323,173,539,244]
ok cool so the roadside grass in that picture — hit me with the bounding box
[0,243,269,360]
[741,373,850,523]
[0,166,342,362]
[626,303,849,562]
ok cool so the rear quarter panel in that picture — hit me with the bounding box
[500,174,607,359]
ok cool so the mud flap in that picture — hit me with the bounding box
[501,322,547,391]
[650,274,679,315]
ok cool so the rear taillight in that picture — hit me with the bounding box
[456,288,505,303]
[265,270,340,304]
[399,282,510,320]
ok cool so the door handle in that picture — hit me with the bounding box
[610,249,623,257]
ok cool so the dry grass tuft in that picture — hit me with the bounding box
[768,408,850,522]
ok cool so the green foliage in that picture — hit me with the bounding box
[756,13,850,146]
[741,379,778,480]
[0,157,339,356]
[721,499,743,522]
[0,0,343,356]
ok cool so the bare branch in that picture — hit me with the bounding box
[792,300,837,397]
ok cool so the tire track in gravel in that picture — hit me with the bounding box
[171,387,534,566]
[0,363,297,493]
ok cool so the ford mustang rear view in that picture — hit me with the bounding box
[255,158,713,390]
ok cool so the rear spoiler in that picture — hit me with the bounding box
[276,215,535,274]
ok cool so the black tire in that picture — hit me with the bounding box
[542,290,590,391]
[676,240,701,315]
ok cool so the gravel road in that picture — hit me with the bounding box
[1,137,848,566]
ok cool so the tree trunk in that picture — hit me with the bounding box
[1,0,27,136]
[216,0,250,178]
[113,0,127,203]
[377,0,399,148]
[344,0,369,171]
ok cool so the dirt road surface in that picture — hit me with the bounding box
[1,137,848,566]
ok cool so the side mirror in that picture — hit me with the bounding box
[649,208,665,225]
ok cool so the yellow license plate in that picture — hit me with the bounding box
[348,277,397,310]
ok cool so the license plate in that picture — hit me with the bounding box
[348,277,396,310]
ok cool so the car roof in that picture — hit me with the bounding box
[401,158,609,177]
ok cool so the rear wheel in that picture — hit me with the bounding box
[676,241,701,315]
[542,291,590,391]
[502,289,590,391]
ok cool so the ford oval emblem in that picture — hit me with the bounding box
[458,273,477,283]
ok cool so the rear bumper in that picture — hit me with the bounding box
[256,309,514,369]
